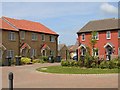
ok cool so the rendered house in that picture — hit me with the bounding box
[77,18,120,60]
[58,44,68,59]
[0,16,59,62]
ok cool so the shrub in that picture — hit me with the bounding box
[61,60,70,66]
[41,56,48,62]
[32,59,40,63]
[39,59,45,63]
[70,60,78,67]
[100,61,109,69]
[91,62,96,68]
[21,57,31,64]
[77,60,83,67]
[109,60,116,69]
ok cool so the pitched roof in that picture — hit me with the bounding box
[1,16,58,35]
[0,18,17,31]
[58,44,67,51]
[77,18,119,33]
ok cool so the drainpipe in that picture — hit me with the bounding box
[18,30,20,56]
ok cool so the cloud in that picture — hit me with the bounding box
[100,3,118,14]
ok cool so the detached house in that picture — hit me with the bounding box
[0,16,59,62]
[77,18,120,60]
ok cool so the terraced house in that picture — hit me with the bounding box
[77,18,120,60]
[0,16,59,62]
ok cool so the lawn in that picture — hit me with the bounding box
[36,66,119,74]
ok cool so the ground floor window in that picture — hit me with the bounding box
[81,47,86,56]
[30,49,36,57]
[50,50,54,56]
[118,47,120,56]
[7,50,14,58]
[0,49,2,59]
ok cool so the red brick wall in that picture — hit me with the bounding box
[78,30,118,59]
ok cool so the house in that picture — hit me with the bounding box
[77,18,120,60]
[58,44,68,59]
[68,42,78,59]
[0,16,59,63]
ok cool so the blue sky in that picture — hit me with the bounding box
[1,2,118,45]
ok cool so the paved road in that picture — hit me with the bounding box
[1,63,118,88]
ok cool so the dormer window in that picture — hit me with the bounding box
[81,33,85,41]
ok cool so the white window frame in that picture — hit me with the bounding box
[20,31,25,39]
[118,47,120,57]
[92,48,99,56]
[7,50,14,58]
[32,33,37,41]
[50,50,54,56]
[50,36,55,42]
[31,49,36,56]
[106,31,111,39]
[81,33,85,41]
[118,30,120,38]
[41,34,45,41]
[95,32,99,40]
[0,49,2,59]
[9,31,15,40]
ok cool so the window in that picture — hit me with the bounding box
[30,49,36,56]
[50,50,54,56]
[41,34,45,41]
[7,50,14,58]
[92,48,99,56]
[0,49,2,59]
[9,31,15,40]
[118,30,120,38]
[81,33,85,41]
[106,31,111,39]
[20,31,25,39]
[118,47,120,57]
[92,32,99,40]
[50,36,55,42]
[32,33,37,40]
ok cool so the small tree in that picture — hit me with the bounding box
[90,31,97,58]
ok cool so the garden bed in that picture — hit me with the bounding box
[36,66,119,74]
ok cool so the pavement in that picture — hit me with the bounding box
[1,63,119,88]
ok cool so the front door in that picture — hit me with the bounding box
[106,46,113,60]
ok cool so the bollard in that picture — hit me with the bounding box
[8,72,13,90]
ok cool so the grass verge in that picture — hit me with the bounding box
[36,66,119,74]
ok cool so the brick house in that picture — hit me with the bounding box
[0,16,59,62]
[58,44,68,59]
[77,18,120,60]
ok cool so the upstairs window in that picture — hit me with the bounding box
[106,31,111,39]
[32,33,37,40]
[92,32,99,40]
[50,36,55,42]
[9,31,15,40]
[41,34,45,41]
[81,33,85,41]
[118,30,120,38]
[20,31,25,39]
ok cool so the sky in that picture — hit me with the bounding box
[1,1,119,46]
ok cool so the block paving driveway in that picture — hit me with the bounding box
[1,63,118,88]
